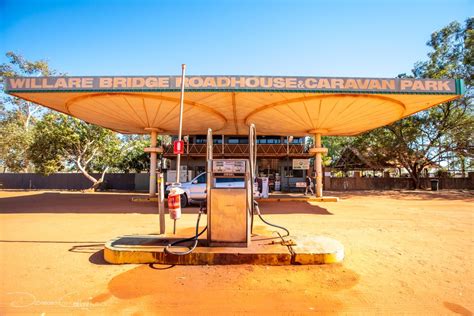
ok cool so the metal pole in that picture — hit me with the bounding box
[185,136,189,181]
[174,64,186,235]
[176,64,186,184]
[315,133,323,197]
[286,136,290,192]
[157,172,165,234]
[206,128,213,241]
[149,130,158,197]
[249,124,256,215]
[222,134,224,157]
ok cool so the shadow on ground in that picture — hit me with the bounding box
[330,190,474,202]
[89,250,110,265]
[257,201,332,215]
[443,302,473,316]
[0,191,333,215]
[0,192,199,214]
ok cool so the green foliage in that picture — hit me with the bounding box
[0,112,33,172]
[117,134,171,173]
[0,52,57,172]
[0,52,58,125]
[0,51,56,78]
[117,135,150,173]
[29,112,122,188]
[348,18,473,187]
[321,136,352,166]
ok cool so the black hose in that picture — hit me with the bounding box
[250,205,254,234]
[164,205,208,256]
[254,200,290,237]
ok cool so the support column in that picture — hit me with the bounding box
[308,131,328,198]
[149,130,157,197]
[315,134,323,197]
[144,128,163,197]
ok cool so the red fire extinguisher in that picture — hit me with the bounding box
[168,187,183,220]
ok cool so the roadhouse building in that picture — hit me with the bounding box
[4,75,464,197]
[163,134,312,192]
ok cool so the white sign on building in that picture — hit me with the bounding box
[292,159,310,170]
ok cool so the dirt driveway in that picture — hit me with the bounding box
[0,190,472,314]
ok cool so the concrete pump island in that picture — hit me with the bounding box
[4,74,464,265]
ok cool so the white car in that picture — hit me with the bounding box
[165,172,252,207]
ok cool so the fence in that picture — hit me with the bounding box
[0,173,136,191]
[325,176,473,191]
[0,173,472,191]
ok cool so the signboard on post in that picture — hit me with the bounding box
[173,140,184,155]
[292,159,310,170]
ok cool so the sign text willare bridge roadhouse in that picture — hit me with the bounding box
[6,76,462,93]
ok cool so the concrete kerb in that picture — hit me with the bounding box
[104,234,344,265]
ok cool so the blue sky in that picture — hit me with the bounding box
[0,0,471,77]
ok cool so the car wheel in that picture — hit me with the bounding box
[180,193,188,208]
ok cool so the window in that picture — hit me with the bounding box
[194,136,223,144]
[227,137,248,144]
[257,136,281,144]
[283,137,305,144]
[283,167,304,178]
[293,169,304,177]
[195,136,206,144]
[196,174,206,183]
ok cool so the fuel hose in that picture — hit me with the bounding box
[164,204,207,256]
[253,200,290,237]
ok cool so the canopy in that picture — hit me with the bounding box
[4,75,464,136]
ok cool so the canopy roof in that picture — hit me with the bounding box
[5,75,464,136]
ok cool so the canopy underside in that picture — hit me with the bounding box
[11,91,460,136]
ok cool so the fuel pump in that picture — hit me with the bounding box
[165,125,289,256]
[207,158,251,247]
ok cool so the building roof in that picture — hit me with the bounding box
[4,75,464,136]
[332,147,392,170]
[332,147,442,171]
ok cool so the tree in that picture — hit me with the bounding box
[322,136,352,167]
[0,52,58,172]
[0,112,34,172]
[29,112,122,190]
[352,19,473,188]
[117,134,172,173]
[117,135,150,173]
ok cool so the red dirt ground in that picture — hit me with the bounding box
[0,190,472,315]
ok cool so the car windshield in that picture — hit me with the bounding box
[195,174,206,184]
